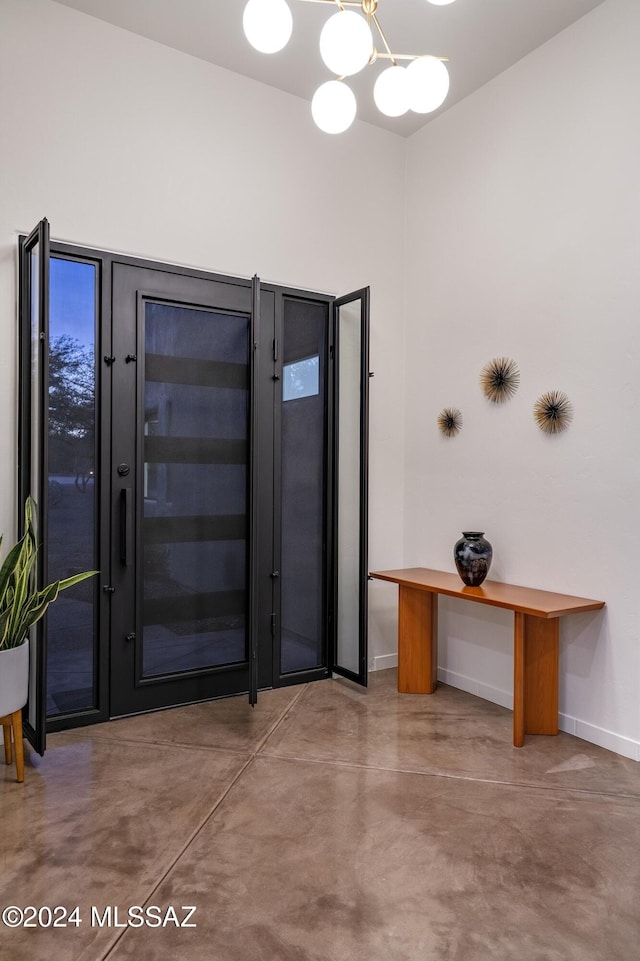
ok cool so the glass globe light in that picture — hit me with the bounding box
[406,56,450,113]
[319,11,373,77]
[312,80,357,134]
[243,0,293,55]
[373,65,410,118]
[425,0,457,5]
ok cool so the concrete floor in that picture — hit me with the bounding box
[2,669,639,961]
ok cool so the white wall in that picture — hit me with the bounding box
[0,0,406,661]
[401,0,640,758]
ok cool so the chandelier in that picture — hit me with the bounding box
[243,0,456,134]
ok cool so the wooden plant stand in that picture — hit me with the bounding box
[1,710,25,782]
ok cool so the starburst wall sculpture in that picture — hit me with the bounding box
[533,390,573,434]
[480,357,520,404]
[437,407,462,437]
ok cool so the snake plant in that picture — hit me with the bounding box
[0,497,97,651]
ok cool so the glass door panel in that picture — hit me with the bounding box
[279,297,329,675]
[46,257,98,715]
[332,289,370,686]
[141,302,250,678]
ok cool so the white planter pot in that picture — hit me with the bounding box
[0,641,29,716]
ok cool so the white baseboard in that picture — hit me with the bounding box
[368,653,398,672]
[557,715,640,762]
[369,659,512,706]
[436,666,513,711]
[369,660,640,762]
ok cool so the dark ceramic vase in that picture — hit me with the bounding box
[454,532,493,587]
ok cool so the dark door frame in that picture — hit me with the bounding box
[19,234,369,750]
[18,218,51,754]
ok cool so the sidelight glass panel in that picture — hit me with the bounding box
[142,303,249,678]
[46,257,97,715]
[335,299,364,676]
[280,298,328,674]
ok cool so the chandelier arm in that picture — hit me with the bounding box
[376,52,450,62]
[296,0,361,6]
[371,12,396,66]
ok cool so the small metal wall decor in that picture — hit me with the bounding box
[480,356,520,404]
[437,407,462,437]
[533,389,573,434]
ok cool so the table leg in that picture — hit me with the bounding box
[398,586,437,694]
[513,612,559,747]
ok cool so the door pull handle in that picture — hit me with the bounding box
[120,487,133,566]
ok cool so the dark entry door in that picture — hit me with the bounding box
[109,264,274,716]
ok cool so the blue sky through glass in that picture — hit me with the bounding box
[283,355,319,402]
[50,257,96,346]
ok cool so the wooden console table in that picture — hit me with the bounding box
[370,568,605,747]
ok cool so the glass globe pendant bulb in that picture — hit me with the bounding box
[243,0,293,54]
[319,10,373,77]
[425,0,457,5]
[312,80,357,135]
[406,55,450,113]
[373,65,409,118]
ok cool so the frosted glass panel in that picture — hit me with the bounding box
[336,301,362,675]
[142,302,250,677]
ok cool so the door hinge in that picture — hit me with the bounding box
[271,613,277,636]
[273,338,279,362]
[102,585,116,594]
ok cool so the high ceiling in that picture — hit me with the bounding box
[52,0,606,137]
